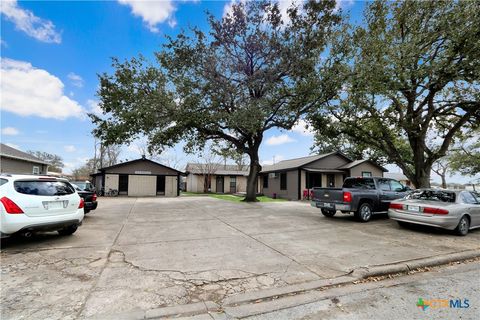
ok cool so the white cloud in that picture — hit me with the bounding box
[266,134,296,146]
[291,119,314,136]
[335,0,354,12]
[118,0,177,33]
[0,0,61,43]
[4,142,20,150]
[87,99,103,116]
[0,58,84,120]
[0,37,7,47]
[261,155,285,166]
[68,72,84,88]
[1,127,19,136]
[64,145,76,153]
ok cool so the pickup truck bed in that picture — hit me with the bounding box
[311,177,410,222]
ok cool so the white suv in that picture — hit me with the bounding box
[0,174,84,238]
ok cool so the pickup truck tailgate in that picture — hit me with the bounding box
[312,188,344,203]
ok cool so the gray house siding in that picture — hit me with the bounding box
[349,163,384,177]
[262,169,299,200]
[304,153,350,169]
[0,157,48,175]
[104,161,179,175]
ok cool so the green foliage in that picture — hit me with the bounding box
[449,129,480,176]
[27,151,64,172]
[310,0,480,187]
[91,0,342,201]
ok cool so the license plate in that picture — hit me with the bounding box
[42,201,67,210]
[408,205,420,212]
[319,202,333,208]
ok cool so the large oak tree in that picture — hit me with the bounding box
[91,0,342,201]
[311,0,480,188]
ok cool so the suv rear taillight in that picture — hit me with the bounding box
[78,198,84,209]
[343,191,352,203]
[0,197,24,214]
[423,207,448,215]
[389,203,404,210]
[92,193,97,202]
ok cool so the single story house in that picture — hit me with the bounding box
[91,157,182,197]
[384,172,412,187]
[185,163,249,193]
[260,151,387,200]
[0,143,49,175]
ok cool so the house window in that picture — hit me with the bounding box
[32,166,40,175]
[263,175,268,188]
[362,171,372,177]
[280,173,287,190]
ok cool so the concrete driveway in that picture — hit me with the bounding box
[1,196,479,319]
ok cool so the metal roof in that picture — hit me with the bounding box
[0,143,49,165]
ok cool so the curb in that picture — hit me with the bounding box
[86,249,480,319]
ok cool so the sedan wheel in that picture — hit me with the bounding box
[356,203,372,222]
[455,216,470,236]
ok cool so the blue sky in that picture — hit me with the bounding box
[0,1,472,183]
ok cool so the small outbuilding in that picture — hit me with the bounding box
[92,157,182,197]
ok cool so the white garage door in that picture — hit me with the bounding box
[128,175,156,196]
[165,176,178,197]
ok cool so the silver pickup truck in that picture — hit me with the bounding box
[311,177,411,222]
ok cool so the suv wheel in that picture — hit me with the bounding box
[58,225,78,236]
[355,203,373,222]
[455,216,470,236]
[321,209,336,217]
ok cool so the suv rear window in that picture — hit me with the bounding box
[14,181,75,196]
[343,178,375,189]
[406,190,455,202]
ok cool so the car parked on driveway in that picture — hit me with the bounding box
[70,180,95,192]
[72,183,98,214]
[388,189,480,236]
[311,177,411,222]
[0,174,84,238]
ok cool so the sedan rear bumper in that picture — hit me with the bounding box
[85,201,98,211]
[388,209,460,230]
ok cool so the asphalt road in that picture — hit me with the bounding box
[245,261,480,320]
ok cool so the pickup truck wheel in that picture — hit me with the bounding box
[356,203,372,222]
[321,209,336,217]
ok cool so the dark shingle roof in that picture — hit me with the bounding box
[261,152,343,173]
[0,143,49,165]
[338,159,388,172]
[185,163,249,176]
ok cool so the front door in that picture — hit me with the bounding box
[216,176,224,193]
[118,174,128,195]
[156,176,165,195]
[229,176,237,193]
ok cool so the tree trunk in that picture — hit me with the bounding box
[245,151,261,202]
[411,168,431,188]
[441,175,447,189]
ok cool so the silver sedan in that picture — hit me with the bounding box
[388,189,480,236]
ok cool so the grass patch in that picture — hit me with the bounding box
[209,194,287,202]
[180,191,209,196]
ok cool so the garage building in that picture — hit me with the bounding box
[92,157,182,197]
